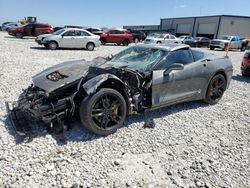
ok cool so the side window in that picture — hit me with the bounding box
[156,50,193,70]
[63,30,76,36]
[191,50,205,61]
[170,35,175,39]
[116,30,125,34]
[75,31,91,36]
[109,30,116,34]
[165,35,170,39]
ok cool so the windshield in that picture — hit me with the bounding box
[221,36,231,40]
[53,28,66,35]
[105,46,167,71]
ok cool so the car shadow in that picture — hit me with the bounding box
[2,100,208,145]
[30,46,97,51]
[232,74,250,83]
[4,36,35,40]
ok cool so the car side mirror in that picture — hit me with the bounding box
[163,63,184,76]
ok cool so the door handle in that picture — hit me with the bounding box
[203,63,207,67]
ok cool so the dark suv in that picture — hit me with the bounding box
[128,29,146,42]
[8,23,53,38]
[99,29,133,46]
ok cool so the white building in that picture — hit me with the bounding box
[124,15,250,39]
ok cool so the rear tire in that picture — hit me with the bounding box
[156,41,161,44]
[204,74,226,105]
[123,39,129,46]
[15,32,23,39]
[79,88,127,136]
[210,46,214,50]
[48,41,58,50]
[100,38,106,45]
[86,42,95,51]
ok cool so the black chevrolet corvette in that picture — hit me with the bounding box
[6,44,233,137]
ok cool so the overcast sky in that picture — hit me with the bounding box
[1,0,250,27]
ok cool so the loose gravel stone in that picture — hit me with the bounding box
[0,32,249,187]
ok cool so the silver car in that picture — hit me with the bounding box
[144,33,181,44]
[2,22,22,31]
[35,28,101,51]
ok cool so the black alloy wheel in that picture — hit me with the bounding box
[204,74,226,105]
[80,88,127,136]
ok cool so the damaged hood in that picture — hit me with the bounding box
[32,57,106,93]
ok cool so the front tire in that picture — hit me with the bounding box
[204,74,226,105]
[241,45,246,52]
[210,46,215,50]
[80,88,127,136]
[48,41,58,50]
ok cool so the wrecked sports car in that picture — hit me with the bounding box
[6,44,233,137]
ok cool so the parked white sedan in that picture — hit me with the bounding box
[35,28,101,51]
[144,33,181,44]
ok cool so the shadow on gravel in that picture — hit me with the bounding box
[30,46,97,51]
[2,101,207,145]
[125,101,207,128]
[232,74,250,83]
[4,36,35,40]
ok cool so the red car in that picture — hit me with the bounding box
[100,29,133,46]
[241,50,250,76]
[8,23,53,38]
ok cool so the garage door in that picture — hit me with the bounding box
[176,24,191,35]
[197,23,216,34]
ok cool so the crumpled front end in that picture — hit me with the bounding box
[6,85,73,137]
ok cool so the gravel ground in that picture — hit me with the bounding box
[0,32,249,188]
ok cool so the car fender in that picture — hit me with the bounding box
[85,40,97,47]
[82,73,125,95]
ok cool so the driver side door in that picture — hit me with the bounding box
[151,49,208,108]
[59,30,76,48]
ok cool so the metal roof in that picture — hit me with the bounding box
[135,43,190,51]
[161,15,250,20]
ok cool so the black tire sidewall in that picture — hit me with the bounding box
[79,88,127,136]
[204,74,226,105]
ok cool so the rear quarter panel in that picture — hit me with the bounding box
[206,57,233,92]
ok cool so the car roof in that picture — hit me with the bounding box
[136,43,190,51]
[63,27,92,33]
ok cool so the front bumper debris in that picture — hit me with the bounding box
[5,101,32,137]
